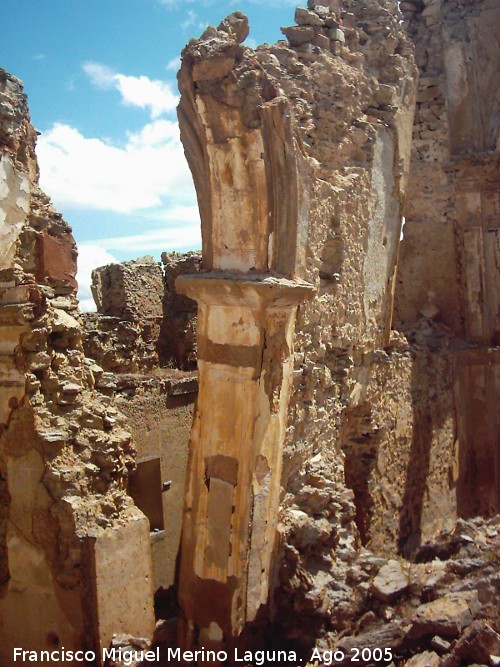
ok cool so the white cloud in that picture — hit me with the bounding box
[157,0,197,6]
[37,119,196,213]
[148,204,201,222]
[38,61,201,306]
[83,61,178,119]
[76,245,117,312]
[166,56,181,72]
[181,9,198,29]
[83,62,115,88]
[81,218,201,254]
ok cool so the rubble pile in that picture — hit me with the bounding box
[280,479,499,665]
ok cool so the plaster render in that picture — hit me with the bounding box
[0,156,30,271]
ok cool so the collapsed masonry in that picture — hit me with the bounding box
[174,0,418,649]
[0,0,498,663]
[0,68,157,663]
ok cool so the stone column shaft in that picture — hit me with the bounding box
[177,274,313,647]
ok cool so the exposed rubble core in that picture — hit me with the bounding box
[83,258,164,374]
[82,259,198,594]
[159,251,201,370]
[0,0,498,662]
[173,0,420,652]
[0,68,154,665]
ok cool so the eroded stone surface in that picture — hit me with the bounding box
[0,0,498,659]
[175,0,417,649]
[371,559,409,602]
[0,69,155,666]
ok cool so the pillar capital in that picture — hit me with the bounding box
[176,272,315,309]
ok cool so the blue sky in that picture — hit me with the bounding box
[0,0,296,308]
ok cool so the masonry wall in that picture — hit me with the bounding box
[0,68,155,665]
[394,0,500,519]
[83,254,198,594]
[1,0,498,655]
[175,0,498,649]
[174,0,427,645]
[116,377,196,591]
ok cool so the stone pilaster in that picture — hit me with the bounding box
[177,275,314,646]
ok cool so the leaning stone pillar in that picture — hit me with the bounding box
[175,12,314,648]
[177,275,313,646]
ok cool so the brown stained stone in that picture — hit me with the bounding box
[312,33,331,50]
[440,621,500,667]
[371,559,410,602]
[197,337,263,368]
[409,593,477,639]
[295,7,325,26]
[205,455,239,486]
[205,478,234,574]
[37,230,77,289]
[192,54,239,83]
[403,652,440,667]
[217,11,249,44]
[281,25,316,46]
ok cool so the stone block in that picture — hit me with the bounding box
[281,25,315,46]
[0,156,30,271]
[329,27,345,42]
[295,7,324,26]
[403,652,440,667]
[37,230,77,290]
[84,512,155,656]
[409,593,477,639]
[372,559,409,602]
[91,257,163,320]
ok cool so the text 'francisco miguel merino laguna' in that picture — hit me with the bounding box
[13,647,299,665]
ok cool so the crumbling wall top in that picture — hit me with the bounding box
[91,256,164,320]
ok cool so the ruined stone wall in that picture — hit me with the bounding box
[174,0,427,646]
[159,251,201,370]
[1,0,497,656]
[83,257,164,373]
[0,68,155,664]
[276,0,499,639]
[83,251,198,595]
[395,0,499,340]
[175,0,498,651]
[91,256,163,320]
[115,374,196,592]
[83,252,201,372]
[394,0,500,519]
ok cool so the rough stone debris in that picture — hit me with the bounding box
[0,0,498,662]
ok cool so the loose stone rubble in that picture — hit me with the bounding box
[0,0,498,662]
